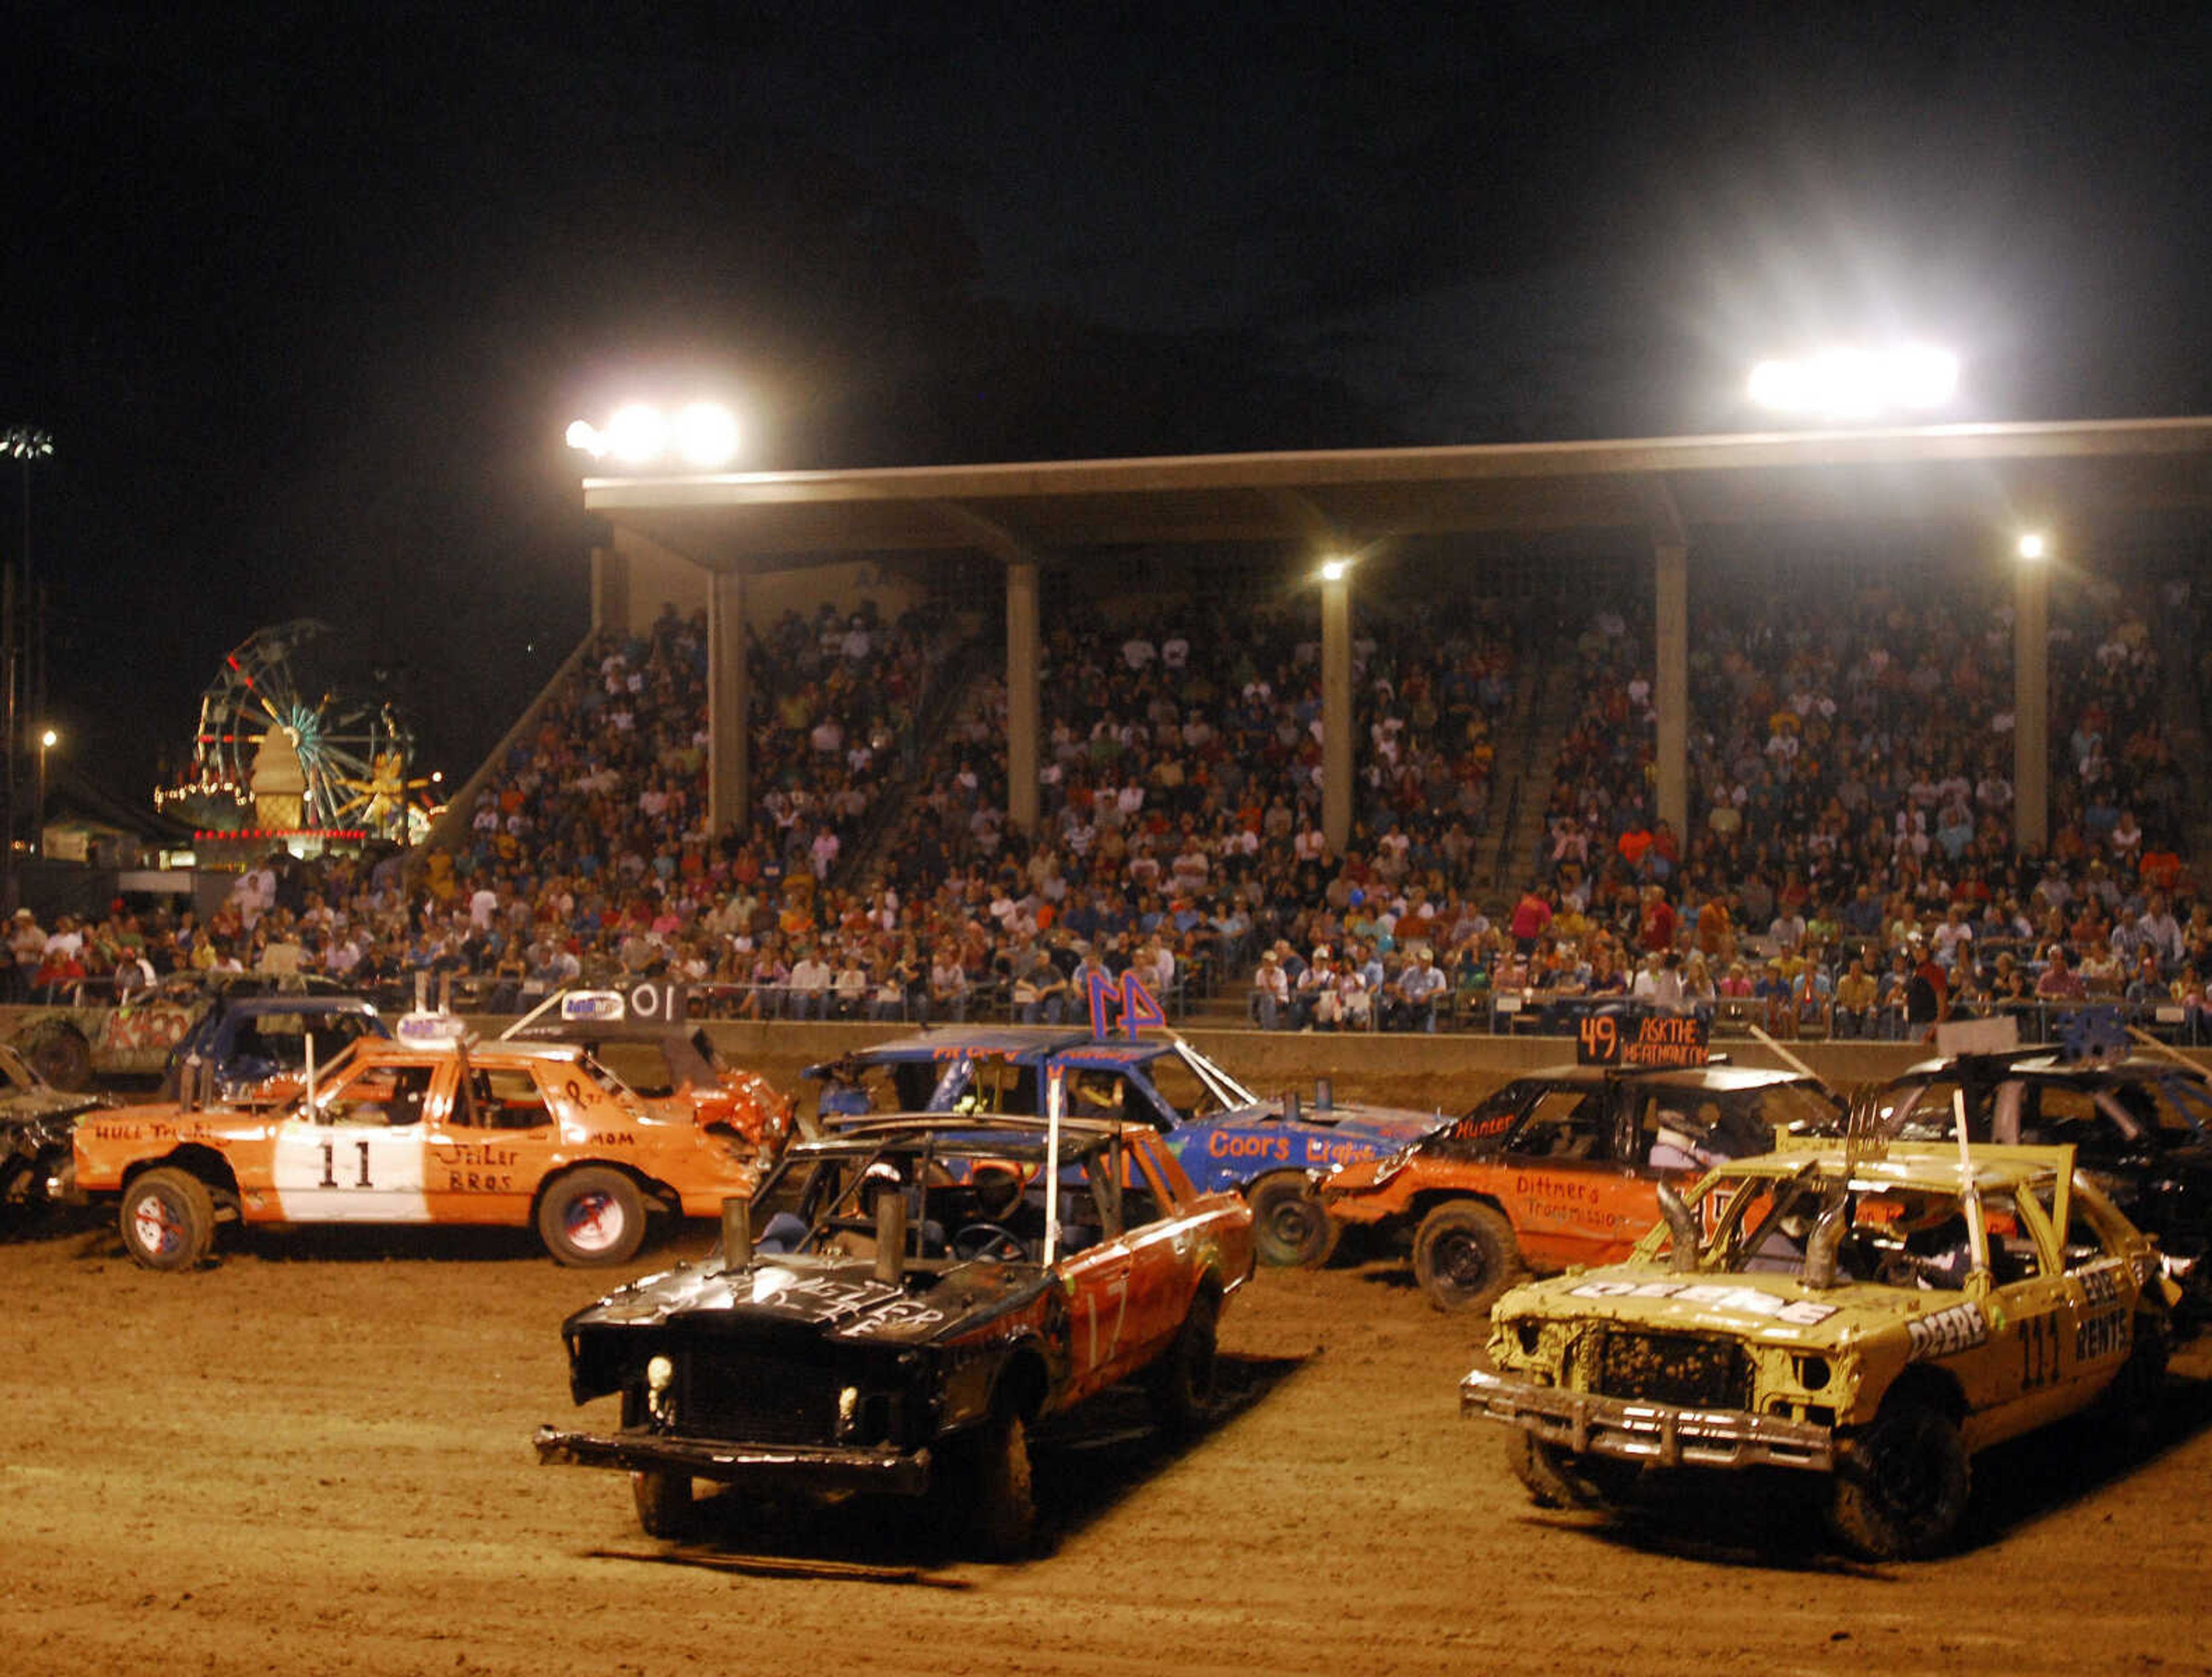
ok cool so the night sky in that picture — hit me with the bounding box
[6,1,2210,808]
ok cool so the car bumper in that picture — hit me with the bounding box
[1459,1368,1834,1473]
[534,1425,934,1497]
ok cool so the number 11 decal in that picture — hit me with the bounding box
[320,1138,373,1189]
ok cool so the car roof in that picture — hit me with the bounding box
[1756,1140,2070,1191]
[1514,1062,1823,1092]
[1892,1051,2206,1087]
[351,1039,589,1068]
[795,1111,1133,1160]
[810,1029,1166,1076]
[510,1021,699,1044]
[213,995,381,1020]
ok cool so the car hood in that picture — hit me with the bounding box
[1240,1099,1439,1145]
[565,1251,1050,1346]
[1496,1265,1931,1343]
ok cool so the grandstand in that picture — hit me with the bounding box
[92,420,2212,1045]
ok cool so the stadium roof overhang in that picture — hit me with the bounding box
[581,417,2212,571]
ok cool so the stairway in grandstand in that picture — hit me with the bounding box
[833,626,993,891]
[1482,639,1580,894]
[2149,594,2212,862]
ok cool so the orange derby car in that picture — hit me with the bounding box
[1320,1061,1843,1313]
[73,1025,771,1271]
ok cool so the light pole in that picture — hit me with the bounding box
[33,728,54,858]
[1,427,54,911]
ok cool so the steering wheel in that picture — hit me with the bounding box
[952,1222,1030,1262]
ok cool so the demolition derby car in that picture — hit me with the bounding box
[1324,1051,1840,1311]
[72,1017,773,1270]
[1463,1142,2173,1559]
[504,989,793,1168]
[806,1029,1436,1266]
[1862,1043,2212,1312]
[12,970,363,1091]
[158,992,389,1101]
[536,1112,1255,1554]
[0,1040,111,1217]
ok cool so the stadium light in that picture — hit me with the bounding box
[33,726,56,858]
[1747,346,1959,421]
[565,400,741,470]
[2016,532,2048,562]
[1319,557,1351,583]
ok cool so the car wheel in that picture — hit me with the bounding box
[28,1028,92,1092]
[119,1167,217,1271]
[1248,1173,1339,1268]
[1145,1290,1219,1434]
[961,1410,1035,1560]
[1506,1430,1637,1511]
[2101,1312,2170,1439]
[1827,1396,1970,1560]
[537,1168,648,1267]
[1411,1202,1523,1314]
[631,1469,693,1539]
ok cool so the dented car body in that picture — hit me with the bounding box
[1464,1142,2173,1558]
[805,1029,1436,1266]
[72,1028,768,1270]
[535,1114,1254,1553]
[1321,1063,1841,1312]
[0,1041,109,1216]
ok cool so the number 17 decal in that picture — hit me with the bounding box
[1086,971,1166,1040]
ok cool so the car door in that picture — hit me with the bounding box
[1965,1187,2081,1444]
[1113,1137,1193,1367]
[269,1058,442,1223]
[1501,1084,1632,1269]
[1056,1149,1135,1403]
[419,1062,548,1224]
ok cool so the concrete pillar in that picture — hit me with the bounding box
[708,567,749,838]
[1653,539,1689,842]
[589,544,630,638]
[1006,561,1040,835]
[1322,570,1352,851]
[2014,557,2050,853]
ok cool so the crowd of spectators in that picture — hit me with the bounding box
[25,567,2209,1051]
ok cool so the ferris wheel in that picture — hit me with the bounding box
[192,620,421,836]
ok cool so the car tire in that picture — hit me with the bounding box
[1827,1396,1971,1560]
[1248,1173,1338,1268]
[537,1168,649,1267]
[1506,1430,1637,1511]
[1145,1289,1219,1434]
[961,1411,1035,1560]
[631,1469,693,1539]
[1411,1202,1523,1314]
[2102,1312,2170,1439]
[28,1028,92,1092]
[119,1167,217,1271]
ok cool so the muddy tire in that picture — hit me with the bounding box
[1146,1290,1219,1434]
[537,1167,647,1267]
[630,1469,693,1539]
[1827,1397,1970,1560]
[119,1167,217,1271]
[28,1028,92,1092]
[1412,1202,1523,1315]
[1249,1173,1338,1268]
[961,1411,1035,1560]
[2102,1313,2170,1439]
[1507,1430,1637,1511]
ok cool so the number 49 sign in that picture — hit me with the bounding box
[1086,970,1166,1041]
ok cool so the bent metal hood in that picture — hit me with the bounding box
[1493,1265,1934,1346]
[560,1252,1054,1403]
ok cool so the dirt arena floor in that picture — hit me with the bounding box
[6,1043,2212,1676]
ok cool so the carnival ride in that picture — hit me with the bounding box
[181,620,427,839]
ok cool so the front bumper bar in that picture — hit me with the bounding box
[535,1426,933,1497]
[1460,1369,1834,1473]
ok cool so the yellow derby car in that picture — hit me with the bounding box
[73,1017,767,1271]
[1464,1141,2175,1559]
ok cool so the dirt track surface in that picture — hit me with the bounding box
[7,1048,2212,1676]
